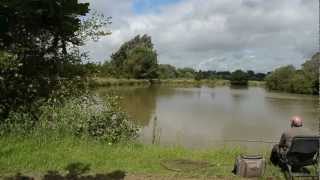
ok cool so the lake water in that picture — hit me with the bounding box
[96,86,319,149]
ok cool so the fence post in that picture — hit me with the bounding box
[152,116,157,144]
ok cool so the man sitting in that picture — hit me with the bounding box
[270,116,314,167]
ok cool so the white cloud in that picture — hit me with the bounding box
[81,0,318,72]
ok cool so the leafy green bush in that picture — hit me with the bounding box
[230,69,249,85]
[0,95,138,143]
[39,96,138,143]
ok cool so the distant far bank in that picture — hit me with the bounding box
[89,78,265,88]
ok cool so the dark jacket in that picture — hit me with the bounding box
[279,127,314,149]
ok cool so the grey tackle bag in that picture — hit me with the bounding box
[232,154,266,178]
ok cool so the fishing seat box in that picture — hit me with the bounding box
[234,154,266,178]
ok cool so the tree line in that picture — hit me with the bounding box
[93,34,318,94]
[63,34,318,94]
[81,34,267,83]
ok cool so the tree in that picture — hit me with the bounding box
[0,0,108,121]
[216,71,231,80]
[265,53,319,95]
[110,34,158,79]
[265,65,296,91]
[0,0,89,55]
[177,68,196,79]
[255,73,266,81]
[230,69,249,85]
[302,53,319,94]
[289,71,313,94]
[157,64,177,79]
[125,47,158,79]
[99,61,114,77]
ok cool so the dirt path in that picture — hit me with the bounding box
[125,174,264,180]
[1,174,263,180]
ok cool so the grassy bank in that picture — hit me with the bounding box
[90,78,265,88]
[152,79,229,87]
[248,80,266,87]
[0,134,283,179]
[91,78,251,87]
[89,78,151,87]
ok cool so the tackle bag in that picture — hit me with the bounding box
[232,154,266,178]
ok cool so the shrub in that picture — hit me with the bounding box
[230,69,249,85]
[39,96,138,143]
[0,96,139,143]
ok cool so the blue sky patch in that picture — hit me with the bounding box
[133,0,181,14]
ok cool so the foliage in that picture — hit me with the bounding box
[288,71,313,94]
[0,0,109,122]
[0,96,138,143]
[266,53,319,94]
[265,65,296,91]
[302,52,319,94]
[192,70,265,81]
[0,0,89,51]
[125,47,158,79]
[99,61,115,77]
[0,51,91,118]
[110,34,158,79]
[175,68,195,79]
[40,96,138,143]
[78,11,112,43]
[157,64,177,79]
[230,69,249,85]
[194,71,205,81]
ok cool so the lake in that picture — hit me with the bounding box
[96,86,319,149]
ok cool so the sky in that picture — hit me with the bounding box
[80,0,318,73]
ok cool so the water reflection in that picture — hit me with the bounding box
[96,86,318,149]
[96,86,157,126]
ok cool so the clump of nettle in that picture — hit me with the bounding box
[1,95,139,143]
[42,96,139,143]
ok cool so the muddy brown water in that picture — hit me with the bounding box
[96,86,319,149]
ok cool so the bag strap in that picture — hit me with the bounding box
[241,154,262,159]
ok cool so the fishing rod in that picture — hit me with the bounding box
[212,139,278,144]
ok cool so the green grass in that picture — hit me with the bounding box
[0,133,284,179]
